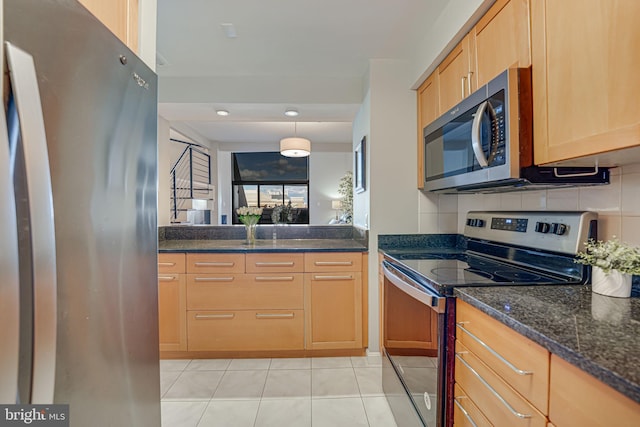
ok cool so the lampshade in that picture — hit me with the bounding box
[331,200,342,210]
[280,137,310,157]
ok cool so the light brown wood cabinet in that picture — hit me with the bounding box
[456,300,640,427]
[471,0,531,88]
[455,299,549,426]
[416,73,439,188]
[78,0,138,52]
[549,354,640,427]
[158,253,187,351]
[304,252,363,350]
[159,251,367,356]
[186,253,305,352]
[437,35,474,114]
[531,0,640,165]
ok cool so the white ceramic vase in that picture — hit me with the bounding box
[591,266,632,298]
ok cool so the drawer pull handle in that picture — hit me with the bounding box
[453,396,479,427]
[254,261,295,267]
[313,275,353,281]
[314,261,353,266]
[194,277,234,282]
[455,353,531,419]
[255,276,295,282]
[456,322,533,375]
[255,313,294,319]
[158,276,177,281]
[195,313,234,320]
[194,262,235,267]
[158,262,176,267]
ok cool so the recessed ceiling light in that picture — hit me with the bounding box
[284,109,299,117]
[216,109,229,116]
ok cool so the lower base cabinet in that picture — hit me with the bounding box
[187,309,304,351]
[159,251,367,355]
[549,354,640,427]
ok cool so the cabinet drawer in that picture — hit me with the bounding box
[456,300,549,413]
[186,273,303,310]
[187,309,304,351]
[453,383,492,427]
[246,253,304,273]
[455,341,547,427]
[158,253,186,274]
[187,253,245,274]
[304,252,362,273]
[549,354,640,427]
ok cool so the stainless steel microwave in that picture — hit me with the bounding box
[423,67,609,193]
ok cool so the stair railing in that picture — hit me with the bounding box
[170,142,211,222]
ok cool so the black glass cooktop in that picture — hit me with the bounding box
[386,251,575,292]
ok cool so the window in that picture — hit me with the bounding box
[232,152,309,224]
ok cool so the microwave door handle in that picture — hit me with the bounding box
[471,101,489,167]
[5,42,57,404]
[0,90,20,403]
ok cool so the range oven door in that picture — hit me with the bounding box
[382,261,448,427]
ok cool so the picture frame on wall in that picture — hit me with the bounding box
[355,136,366,193]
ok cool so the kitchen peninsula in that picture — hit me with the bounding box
[157,225,368,359]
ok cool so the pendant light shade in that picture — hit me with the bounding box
[280,122,311,157]
[280,137,311,157]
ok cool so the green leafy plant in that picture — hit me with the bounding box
[337,171,353,223]
[575,238,640,275]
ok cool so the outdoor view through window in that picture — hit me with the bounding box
[232,152,309,224]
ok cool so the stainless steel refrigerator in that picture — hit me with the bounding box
[0,0,161,425]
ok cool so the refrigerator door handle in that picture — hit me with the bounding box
[0,83,20,403]
[5,42,57,404]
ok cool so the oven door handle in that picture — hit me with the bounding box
[471,100,497,168]
[382,262,446,313]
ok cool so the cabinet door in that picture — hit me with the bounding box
[472,0,531,88]
[304,272,362,350]
[417,72,439,188]
[438,35,474,113]
[532,0,640,164]
[78,0,138,52]
[549,354,640,427]
[158,273,186,352]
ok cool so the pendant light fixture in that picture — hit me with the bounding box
[280,122,310,157]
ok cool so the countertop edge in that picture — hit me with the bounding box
[454,289,640,404]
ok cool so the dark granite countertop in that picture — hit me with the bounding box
[159,238,367,253]
[158,224,368,253]
[455,285,640,403]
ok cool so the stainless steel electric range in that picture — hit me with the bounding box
[380,211,598,427]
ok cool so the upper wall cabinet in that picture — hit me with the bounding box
[437,35,474,114]
[416,73,439,188]
[78,0,139,53]
[472,0,531,88]
[532,0,640,165]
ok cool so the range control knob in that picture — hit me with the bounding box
[550,223,567,235]
[467,219,486,227]
[535,222,550,233]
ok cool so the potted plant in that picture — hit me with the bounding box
[575,238,640,298]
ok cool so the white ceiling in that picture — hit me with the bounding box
[156,0,451,147]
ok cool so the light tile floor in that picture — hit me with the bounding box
[160,356,398,427]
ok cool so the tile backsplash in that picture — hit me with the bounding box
[418,163,640,247]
